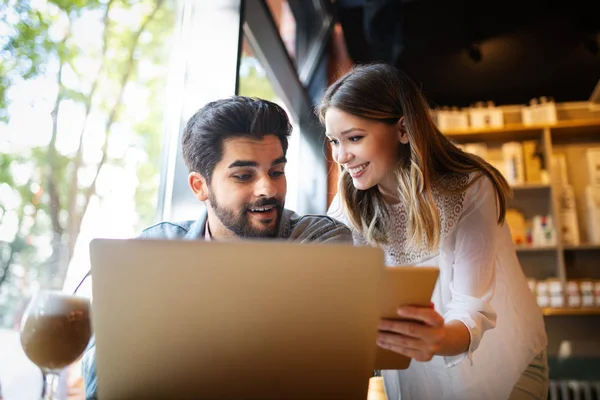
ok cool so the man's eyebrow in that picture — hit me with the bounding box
[325,127,366,136]
[228,160,258,168]
[272,156,287,166]
[227,157,287,169]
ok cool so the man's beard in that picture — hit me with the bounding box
[208,192,283,238]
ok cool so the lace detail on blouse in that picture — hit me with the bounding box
[353,173,472,266]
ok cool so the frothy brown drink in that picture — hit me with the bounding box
[20,293,92,372]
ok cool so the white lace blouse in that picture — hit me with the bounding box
[329,173,547,399]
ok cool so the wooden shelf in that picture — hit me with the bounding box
[444,119,600,142]
[444,124,544,142]
[511,184,551,190]
[542,307,600,316]
[563,243,600,251]
[516,243,600,251]
[445,122,543,136]
[516,245,557,253]
[547,118,600,131]
[547,118,600,142]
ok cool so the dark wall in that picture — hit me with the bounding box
[336,0,600,107]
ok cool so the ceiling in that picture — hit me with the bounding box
[334,0,600,107]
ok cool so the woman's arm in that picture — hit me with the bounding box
[377,306,470,361]
[442,174,498,364]
[377,175,499,364]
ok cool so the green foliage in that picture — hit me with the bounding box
[0,0,174,328]
[238,60,278,101]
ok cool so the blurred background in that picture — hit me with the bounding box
[0,0,599,398]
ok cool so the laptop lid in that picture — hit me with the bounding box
[89,238,384,400]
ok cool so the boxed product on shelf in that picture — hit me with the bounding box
[506,209,526,244]
[521,97,557,125]
[531,215,556,246]
[535,279,565,308]
[459,141,506,177]
[555,100,600,121]
[536,280,550,308]
[497,104,524,125]
[557,185,580,246]
[586,148,600,185]
[551,154,569,186]
[532,278,600,309]
[507,213,556,247]
[522,140,543,183]
[468,101,504,129]
[584,185,600,244]
[547,279,565,308]
[434,108,469,131]
[463,143,488,159]
[490,160,508,181]
[502,141,525,185]
[579,280,595,308]
[566,281,581,308]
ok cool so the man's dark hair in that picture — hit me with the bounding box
[182,96,292,183]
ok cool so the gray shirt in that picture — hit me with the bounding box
[83,208,351,399]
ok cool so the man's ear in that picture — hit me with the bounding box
[188,172,209,202]
[397,116,409,145]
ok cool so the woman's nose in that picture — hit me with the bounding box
[336,146,353,165]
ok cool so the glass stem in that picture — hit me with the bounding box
[41,371,59,400]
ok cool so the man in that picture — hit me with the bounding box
[82,96,351,399]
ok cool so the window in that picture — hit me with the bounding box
[0,0,179,396]
[242,0,332,214]
[238,36,301,212]
[265,0,297,65]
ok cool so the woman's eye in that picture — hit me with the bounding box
[270,171,285,178]
[328,138,339,145]
[349,136,362,142]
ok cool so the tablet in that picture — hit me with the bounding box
[376,266,440,370]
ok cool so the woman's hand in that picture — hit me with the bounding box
[376,305,446,362]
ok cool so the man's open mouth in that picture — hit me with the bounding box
[248,205,276,214]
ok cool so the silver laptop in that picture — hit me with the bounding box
[89,238,384,400]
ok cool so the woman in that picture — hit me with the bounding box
[320,63,548,399]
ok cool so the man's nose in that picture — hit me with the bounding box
[254,175,277,198]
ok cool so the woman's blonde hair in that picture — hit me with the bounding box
[318,63,511,251]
